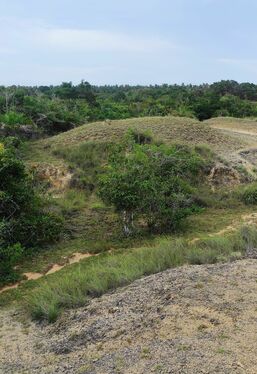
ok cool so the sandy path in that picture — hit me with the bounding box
[0,252,98,294]
[2,208,257,296]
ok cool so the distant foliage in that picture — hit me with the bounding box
[1,80,257,136]
[0,111,31,126]
[99,132,204,234]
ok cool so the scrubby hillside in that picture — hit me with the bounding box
[2,115,257,294]
[2,115,257,373]
[24,115,257,177]
[26,116,246,159]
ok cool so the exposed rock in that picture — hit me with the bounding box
[244,247,257,259]
[30,163,72,193]
[240,148,257,166]
[208,163,241,187]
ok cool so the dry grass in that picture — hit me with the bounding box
[23,116,245,164]
[205,117,257,137]
[204,117,257,167]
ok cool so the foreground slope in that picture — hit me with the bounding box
[1,259,257,373]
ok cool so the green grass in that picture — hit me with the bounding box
[26,226,255,323]
[54,189,89,214]
[15,197,253,276]
[8,115,257,324]
[239,182,257,205]
[53,141,110,192]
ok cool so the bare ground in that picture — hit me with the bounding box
[1,259,257,373]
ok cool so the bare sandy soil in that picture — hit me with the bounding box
[1,259,257,374]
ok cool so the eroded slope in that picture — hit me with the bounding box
[1,259,257,373]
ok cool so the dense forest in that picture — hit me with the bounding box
[2,80,257,136]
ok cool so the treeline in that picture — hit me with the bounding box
[1,80,257,136]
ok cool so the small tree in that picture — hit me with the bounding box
[0,140,63,283]
[99,133,204,234]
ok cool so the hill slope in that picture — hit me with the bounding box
[1,259,257,373]
[2,115,257,373]
[25,116,247,163]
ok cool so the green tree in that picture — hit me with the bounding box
[99,133,203,234]
[0,140,63,283]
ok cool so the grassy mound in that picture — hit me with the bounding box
[23,116,245,164]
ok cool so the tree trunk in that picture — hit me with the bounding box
[123,210,134,235]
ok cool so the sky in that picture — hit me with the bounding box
[1,0,257,85]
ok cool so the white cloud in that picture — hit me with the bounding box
[0,17,177,54]
[0,16,185,84]
[30,27,176,53]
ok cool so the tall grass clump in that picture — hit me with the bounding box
[27,226,257,323]
[240,183,257,205]
[55,189,88,214]
[53,141,110,192]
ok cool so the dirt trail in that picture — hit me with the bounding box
[0,252,99,294]
[1,259,257,373]
[190,212,257,244]
[210,126,257,137]
[208,122,257,179]
[2,209,257,295]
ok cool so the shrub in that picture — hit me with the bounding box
[0,111,31,126]
[240,183,257,205]
[10,212,64,248]
[0,243,23,283]
[99,133,204,234]
[2,136,21,149]
[127,128,154,145]
[0,143,63,282]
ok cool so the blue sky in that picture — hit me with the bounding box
[1,0,257,85]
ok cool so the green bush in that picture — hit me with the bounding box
[0,142,63,282]
[0,111,31,126]
[99,133,204,234]
[10,212,64,248]
[0,243,23,283]
[240,183,257,205]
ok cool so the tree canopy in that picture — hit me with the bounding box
[1,80,257,136]
[99,132,204,234]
